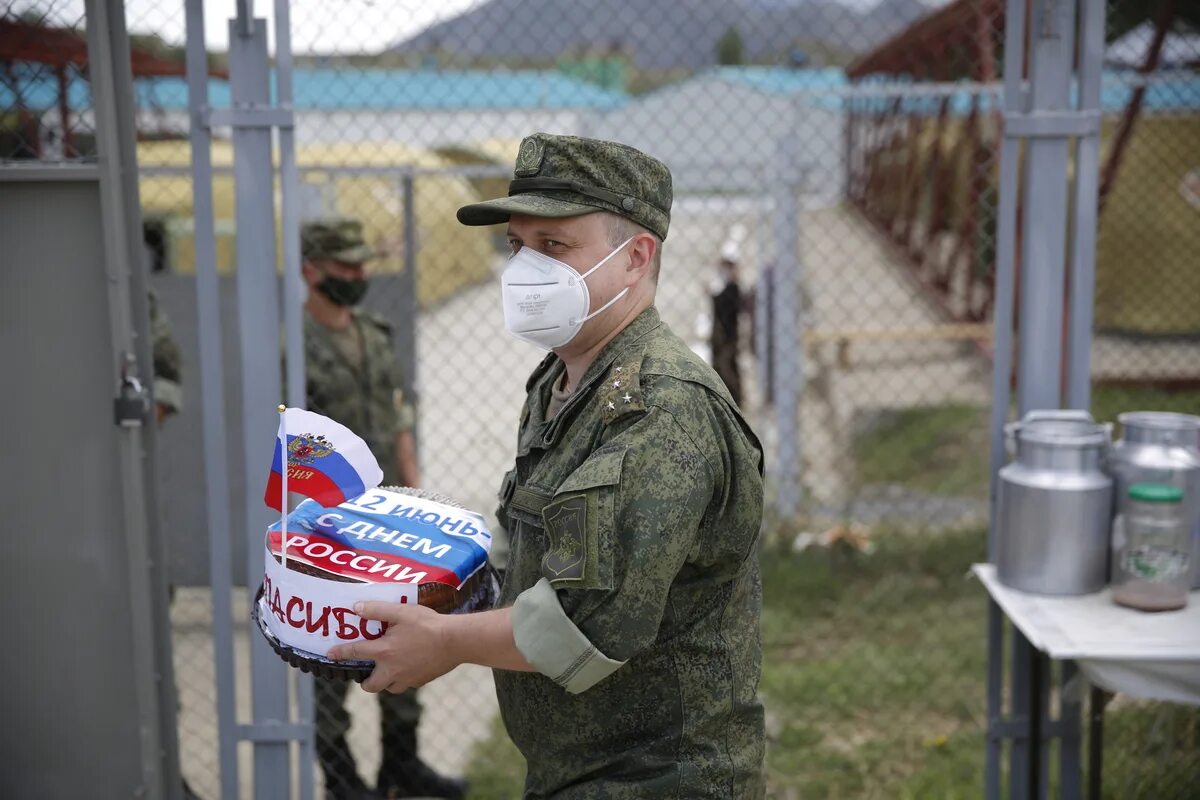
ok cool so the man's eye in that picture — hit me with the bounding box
[545,239,563,249]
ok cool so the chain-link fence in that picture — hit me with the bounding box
[6,0,1199,797]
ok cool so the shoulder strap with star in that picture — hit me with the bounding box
[597,354,647,424]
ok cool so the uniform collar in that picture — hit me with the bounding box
[572,306,662,392]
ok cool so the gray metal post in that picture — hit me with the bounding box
[1060,1,1106,793]
[184,1,240,797]
[985,0,1026,782]
[1065,0,1105,411]
[228,14,291,799]
[1017,0,1075,415]
[399,172,421,439]
[1016,4,1078,796]
[987,1,1106,798]
[85,1,170,796]
[771,136,804,518]
[273,1,315,796]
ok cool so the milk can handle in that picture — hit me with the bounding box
[1004,421,1019,456]
[1023,409,1094,424]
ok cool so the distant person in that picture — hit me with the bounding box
[300,218,464,800]
[709,238,744,405]
[149,288,183,424]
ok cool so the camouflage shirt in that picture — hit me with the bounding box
[149,289,183,415]
[495,307,766,799]
[304,309,414,485]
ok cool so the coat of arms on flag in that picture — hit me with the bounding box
[265,407,383,512]
[288,434,334,465]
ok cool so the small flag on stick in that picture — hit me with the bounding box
[265,407,383,512]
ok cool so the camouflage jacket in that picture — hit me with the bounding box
[495,307,766,799]
[304,309,413,485]
[149,289,183,415]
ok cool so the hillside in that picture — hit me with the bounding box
[390,0,935,70]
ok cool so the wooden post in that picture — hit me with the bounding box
[55,63,73,158]
[1098,0,1176,212]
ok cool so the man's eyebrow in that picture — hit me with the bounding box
[508,227,575,239]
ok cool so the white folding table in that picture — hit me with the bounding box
[974,564,1200,798]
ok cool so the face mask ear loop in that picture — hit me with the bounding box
[577,235,636,282]
[575,285,629,327]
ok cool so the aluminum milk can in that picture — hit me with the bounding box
[996,410,1113,594]
[1109,411,1200,589]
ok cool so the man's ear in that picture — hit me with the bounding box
[627,233,656,281]
[301,260,320,286]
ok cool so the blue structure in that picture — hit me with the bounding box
[2,65,629,112]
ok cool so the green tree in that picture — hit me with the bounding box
[716,26,744,66]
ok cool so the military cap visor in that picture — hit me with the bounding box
[301,218,378,263]
[313,243,377,264]
[457,177,659,228]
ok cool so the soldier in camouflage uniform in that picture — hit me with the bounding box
[148,288,183,424]
[329,135,767,798]
[301,219,465,800]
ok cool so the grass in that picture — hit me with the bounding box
[459,525,1199,798]
[852,404,991,499]
[1095,116,1200,335]
[851,386,1200,500]
[760,526,989,798]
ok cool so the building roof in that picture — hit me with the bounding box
[4,67,629,112]
[711,66,848,95]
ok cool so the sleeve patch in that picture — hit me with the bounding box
[542,495,587,580]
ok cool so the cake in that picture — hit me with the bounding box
[253,486,496,681]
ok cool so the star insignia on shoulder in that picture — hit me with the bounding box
[614,366,623,373]
[612,380,621,388]
[622,393,633,403]
[606,400,616,410]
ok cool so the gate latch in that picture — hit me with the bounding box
[114,352,149,428]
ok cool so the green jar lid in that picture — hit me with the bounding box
[1128,482,1184,503]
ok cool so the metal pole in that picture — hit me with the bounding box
[1060,661,1084,799]
[85,1,167,796]
[99,0,187,793]
[1087,687,1107,800]
[272,1,314,796]
[1061,3,1106,793]
[771,134,803,518]
[1065,0,1105,410]
[184,1,240,797]
[986,2,1027,795]
[1017,0,1075,415]
[399,172,420,444]
[228,12,290,798]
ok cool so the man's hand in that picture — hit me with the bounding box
[327,601,456,694]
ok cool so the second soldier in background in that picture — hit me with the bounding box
[300,219,465,800]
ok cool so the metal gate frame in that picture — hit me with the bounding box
[184,0,311,797]
[985,0,1106,798]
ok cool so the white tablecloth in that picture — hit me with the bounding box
[973,564,1200,706]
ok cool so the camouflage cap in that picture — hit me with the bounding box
[456,133,673,240]
[301,218,376,263]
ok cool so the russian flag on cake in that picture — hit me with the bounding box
[264,407,384,512]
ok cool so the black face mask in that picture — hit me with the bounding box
[317,275,369,306]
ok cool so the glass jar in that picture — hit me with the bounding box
[1111,483,1191,611]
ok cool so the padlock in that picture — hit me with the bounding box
[114,354,149,427]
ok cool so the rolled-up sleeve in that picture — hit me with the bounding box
[512,578,625,694]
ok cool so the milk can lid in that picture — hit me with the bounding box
[1128,483,1184,503]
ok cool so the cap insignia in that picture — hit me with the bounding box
[515,137,546,177]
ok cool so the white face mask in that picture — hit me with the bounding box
[500,236,634,350]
